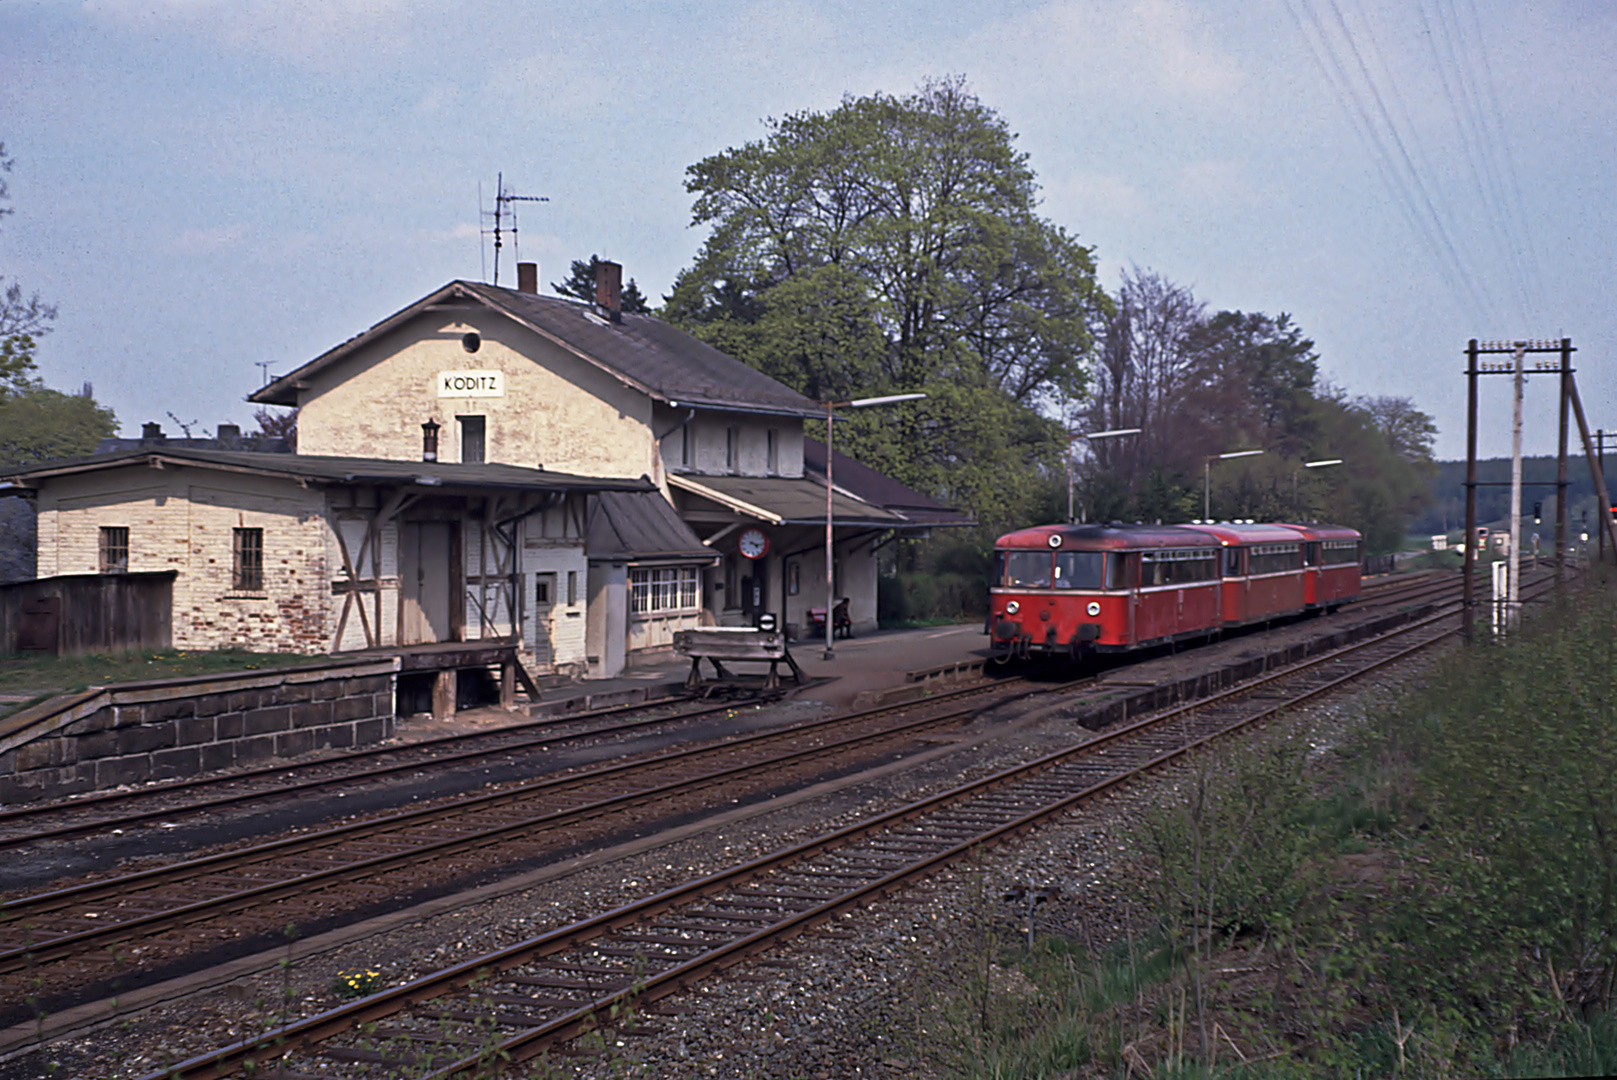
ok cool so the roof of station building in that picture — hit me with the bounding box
[249,280,823,419]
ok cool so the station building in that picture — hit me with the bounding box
[5,262,968,679]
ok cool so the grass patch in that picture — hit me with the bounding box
[878,616,971,630]
[0,648,328,706]
[916,571,1617,1077]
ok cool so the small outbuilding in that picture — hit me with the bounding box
[3,446,652,675]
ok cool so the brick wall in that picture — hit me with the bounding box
[0,659,398,805]
[34,467,335,654]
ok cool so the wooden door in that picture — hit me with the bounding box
[400,522,454,644]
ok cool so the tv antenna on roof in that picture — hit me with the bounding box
[480,172,549,287]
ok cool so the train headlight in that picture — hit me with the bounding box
[1087,601,1101,616]
[1006,600,1020,615]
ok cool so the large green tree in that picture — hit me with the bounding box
[664,78,1110,535]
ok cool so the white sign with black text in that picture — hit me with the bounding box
[437,370,505,397]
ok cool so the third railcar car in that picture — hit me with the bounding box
[989,521,1362,662]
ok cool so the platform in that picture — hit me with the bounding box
[520,623,991,714]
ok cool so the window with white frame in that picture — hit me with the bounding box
[630,566,700,614]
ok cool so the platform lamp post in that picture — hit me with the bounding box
[1294,458,1344,519]
[1067,428,1141,522]
[822,392,928,660]
[1205,449,1264,522]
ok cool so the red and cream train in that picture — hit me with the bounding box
[989,521,1363,662]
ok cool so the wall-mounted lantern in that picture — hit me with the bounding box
[422,418,441,462]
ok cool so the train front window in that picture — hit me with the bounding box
[1106,553,1128,589]
[1003,551,1053,588]
[1053,551,1105,589]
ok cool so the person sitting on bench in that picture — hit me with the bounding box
[808,599,855,639]
[833,598,853,639]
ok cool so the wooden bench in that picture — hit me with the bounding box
[673,627,807,695]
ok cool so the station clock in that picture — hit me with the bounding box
[738,528,770,560]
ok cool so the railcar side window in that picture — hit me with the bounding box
[1053,551,1105,589]
[1226,548,1243,576]
[1141,549,1219,586]
[1321,540,1360,565]
[1004,551,1052,588]
[1249,543,1302,575]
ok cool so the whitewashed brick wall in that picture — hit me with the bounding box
[36,467,334,654]
[295,310,660,481]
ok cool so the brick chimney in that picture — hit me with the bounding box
[217,423,241,443]
[517,261,538,294]
[595,260,623,322]
[141,422,164,443]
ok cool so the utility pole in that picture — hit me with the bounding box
[1508,342,1524,631]
[1463,337,1588,643]
[1556,337,1570,589]
[1462,339,1478,643]
[1599,429,1610,562]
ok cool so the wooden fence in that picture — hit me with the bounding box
[0,571,175,657]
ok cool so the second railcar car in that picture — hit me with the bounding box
[1287,522,1363,610]
[1178,522,1311,626]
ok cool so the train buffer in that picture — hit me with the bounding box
[673,626,806,697]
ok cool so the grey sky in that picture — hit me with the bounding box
[3,0,1612,460]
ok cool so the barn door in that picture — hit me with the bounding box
[17,596,60,655]
[400,522,455,644]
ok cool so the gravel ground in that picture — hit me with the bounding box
[3,623,1450,1080]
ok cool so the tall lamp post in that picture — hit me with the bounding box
[1204,449,1264,521]
[1293,458,1344,519]
[822,392,927,660]
[1067,428,1141,522]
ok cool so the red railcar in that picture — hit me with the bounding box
[990,523,1222,660]
[1178,522,1309,626]
[989,520,1362,662]
[1285,522,1364,610]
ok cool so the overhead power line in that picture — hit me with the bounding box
[1281,0,1543,329]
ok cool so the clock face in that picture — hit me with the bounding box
[738,527,769,559]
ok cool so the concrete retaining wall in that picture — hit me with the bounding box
[0,659,398,805]
[1064,605,1434,731]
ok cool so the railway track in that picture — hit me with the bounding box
[142,566,1553,1078]
[0,667,1061,1018]
[0,569,1488,1027]
[0,569,1445,854]
[0,693,730,851]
